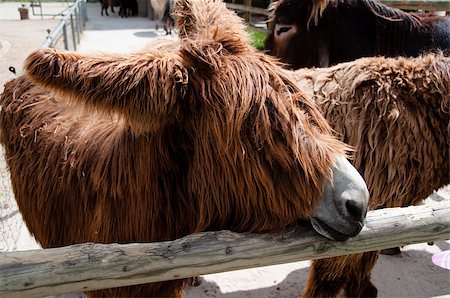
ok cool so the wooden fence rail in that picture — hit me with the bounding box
[226,3,269,16]
[1,201,449,297]
[226,0,450,21]
[380,0,450,11]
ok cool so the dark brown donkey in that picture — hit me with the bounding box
[266,0,450,69]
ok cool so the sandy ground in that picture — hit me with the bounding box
[0,2,449,297]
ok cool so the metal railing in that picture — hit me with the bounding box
[30,0,73,19]
[43,0,87,50]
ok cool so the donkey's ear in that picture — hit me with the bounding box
[175,0,252,55]
[24,48,188,134]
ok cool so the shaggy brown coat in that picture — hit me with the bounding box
[291,53,450,297]
[0,0,355,297]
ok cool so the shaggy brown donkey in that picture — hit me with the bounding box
[266,0,450,69]
[291,53,450,297]
[0,0,369,297]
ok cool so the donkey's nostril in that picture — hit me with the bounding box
[345,199,366,221]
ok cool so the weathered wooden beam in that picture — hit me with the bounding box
[225,3,269,16]
[0,202,449,297]
[380,0,450,12]
[225,0,450,18]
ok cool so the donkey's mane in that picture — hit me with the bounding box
[361,0,421,28]
[359,0,424,55]
[268,0,423,29]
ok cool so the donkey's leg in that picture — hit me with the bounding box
[381,247,401,255]
[303,257,347,297]
[344,251,379,298]
[303,252,379,298]
[88,280,188,298]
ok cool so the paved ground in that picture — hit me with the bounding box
[0,1,73,21]
[0,18,58,93]
[0,2,449,297]
[0,2,174,92]
[77,3,176,54]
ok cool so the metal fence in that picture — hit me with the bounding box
[43,0,87,50]
[30,0,73,19]
[0,145,23,252]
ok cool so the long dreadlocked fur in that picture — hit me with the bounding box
[291,53,450,297]
[0,0,351,297]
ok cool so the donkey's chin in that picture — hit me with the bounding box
[311,217,364,241]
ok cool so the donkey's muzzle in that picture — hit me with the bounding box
[311,156,369,241]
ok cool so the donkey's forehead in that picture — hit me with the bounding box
[277,0,304,9]
[274,0,330,23]
[274,0,308,20]
[275,0,317,14]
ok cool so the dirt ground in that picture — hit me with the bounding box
[0,2,75,91]
[0,2,449,297]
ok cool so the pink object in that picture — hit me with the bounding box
[432,250,450,269]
